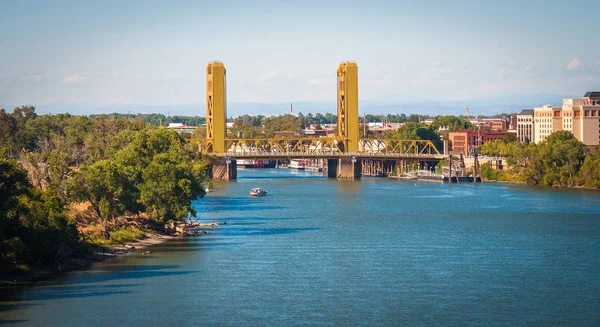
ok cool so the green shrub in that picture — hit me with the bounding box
[109,226,146,245]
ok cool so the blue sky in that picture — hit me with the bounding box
[1,0,599,113]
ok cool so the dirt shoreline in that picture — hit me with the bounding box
[1,222,221,285]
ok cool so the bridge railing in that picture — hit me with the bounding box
[195,137,443,156]
[359,139,441,155]
[213,151,444,158]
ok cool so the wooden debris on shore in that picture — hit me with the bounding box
[173,221,221,237]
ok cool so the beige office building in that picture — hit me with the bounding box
[533,104,559,143]
[562,92,600,146]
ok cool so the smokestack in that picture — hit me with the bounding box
[290,103,293,114]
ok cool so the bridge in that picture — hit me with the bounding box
[201,61,447,179]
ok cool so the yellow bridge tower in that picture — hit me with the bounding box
[206,61,227,153]
[337,62,359,153]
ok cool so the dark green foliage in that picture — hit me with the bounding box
[524,131,586,187]
[1,106,210,273]
[385,122,443,150]
[480,131,596,188]
[430,115,473,131]
[1,158,78,273]
[480,162,502,181]
[579,145,600,188]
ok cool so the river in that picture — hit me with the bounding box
[1,168,599,326]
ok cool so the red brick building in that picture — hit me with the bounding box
[449,129,516,155]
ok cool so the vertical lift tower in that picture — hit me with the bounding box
[206,62,236,179]
[330,62,361,179]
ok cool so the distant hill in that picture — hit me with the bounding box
[1,92,581,117]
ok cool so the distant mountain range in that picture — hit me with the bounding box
[0,93,582,117]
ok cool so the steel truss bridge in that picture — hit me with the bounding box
[203,61,447,179]
[200,138,443,159]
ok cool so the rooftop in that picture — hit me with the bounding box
[584,92,600,98]
[518,109,534,115]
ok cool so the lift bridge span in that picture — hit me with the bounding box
[202,61,446,179]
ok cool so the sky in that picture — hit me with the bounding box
[1,0,599,115]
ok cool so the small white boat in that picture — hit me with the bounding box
[289,159,306,170]
[250,188,268,197]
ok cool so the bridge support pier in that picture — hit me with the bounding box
[337,157,361,179]
[211,158,237,180]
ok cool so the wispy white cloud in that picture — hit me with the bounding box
[524,64,533,71]
[567,57,581,70]
[306,78,323,85]
[497,69,505,77]
[21,73,49,82]
[256,70,278,86]
[62,73,89,84]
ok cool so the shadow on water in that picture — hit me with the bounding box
[74,264,198,284]
[0,320,27,324]
[0,302,39,313]
[20,286,134,301]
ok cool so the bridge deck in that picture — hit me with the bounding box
[211,152,447,160]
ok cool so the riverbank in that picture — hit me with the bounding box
[0,221,221,285]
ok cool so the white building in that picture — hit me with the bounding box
[533,104,558,143]
[516,109,534,143]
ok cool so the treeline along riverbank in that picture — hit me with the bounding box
[2,105,599,279]
[1,106,210,279]
[478,131,600,189]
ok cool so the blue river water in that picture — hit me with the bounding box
[1,168,599,326]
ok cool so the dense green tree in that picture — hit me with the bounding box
[262,114,301,137]
[139,153,206,222]
[68,159,131,235]
[1,158,77,273]
[524,131,586,186]
[579,145,600,188]
[230,114,264,138]
[430,115,473,131]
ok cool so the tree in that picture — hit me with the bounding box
[524,131,586,187]
[262,114,301,137]
[1,158,77,273]
[139,153,206,222]
[578,145,600,188]
[68,159,131,236]
[431,115,473,131]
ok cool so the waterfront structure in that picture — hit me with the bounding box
[516,109,534,143]
[449,129,516,155]
[202,61,443,180]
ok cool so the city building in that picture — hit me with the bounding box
[532,104,559,143]
[561,92,600,146]
[449,129,516,155]
[516,109,534,143]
